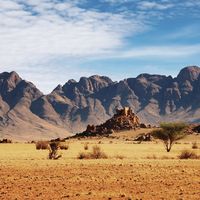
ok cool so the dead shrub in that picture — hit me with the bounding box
[91,145,108,159]
[35,141,49,150]
[192,142,198,149]
[59,143,69,150]
[77,152,90,159]
[178,150,200,159]
[77,145,108,159]
[84,143,89,150]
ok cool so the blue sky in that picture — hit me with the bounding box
[0,0,200,93]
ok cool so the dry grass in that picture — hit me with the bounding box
[84,143,89,150]
[35,141,49,150]
[178,150,200,159]
[59,143,69,150]
[0,133,200,200]
[78,145,108,159]
[114,154,126,159]
[146,154,157,159]
[192,142,198,149]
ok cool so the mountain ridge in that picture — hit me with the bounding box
[1,66,200,140]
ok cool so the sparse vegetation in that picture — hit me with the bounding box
[0,133,200,200]
[152,122,187,152]
[84,143,89,150]
[0,138,12,143]
[78,145,108,159]
[178,150,200,159]
[35,141,49,150]
[192,142,198,149]
[146,154,157,159]
[115,155,126,159]
[59,143,69,150]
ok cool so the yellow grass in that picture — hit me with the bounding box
[0,133,200,199]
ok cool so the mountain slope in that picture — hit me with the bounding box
[0,71,70,141]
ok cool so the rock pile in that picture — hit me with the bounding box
[76,107,141,137]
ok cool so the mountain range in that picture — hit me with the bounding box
[0,66,200,140]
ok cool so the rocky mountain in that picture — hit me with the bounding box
[1,66,200,140]
[0,71,70,141]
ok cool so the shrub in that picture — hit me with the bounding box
[59,143,69,150]
[90,145,108,159]
[192,142,198,149]
[77,145,108,159]
[35,141,49,150]
[152,122,187,152]
[77,152,90,159]
[0,138,12,143]
[84,143,89,150]
[178,150,200,159]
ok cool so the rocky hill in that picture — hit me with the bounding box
[1,66,200,140]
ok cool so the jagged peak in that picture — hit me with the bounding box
[10,71,19,76]
[78,75,113,83]
[53,84,62,91]
[136,73,166,79]
[177,66,200,82]
[67,79,77,84]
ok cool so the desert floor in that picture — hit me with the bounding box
[0,131,200,200]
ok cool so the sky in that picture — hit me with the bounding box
[0,0,200,93]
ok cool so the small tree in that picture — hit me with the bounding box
[152,122,187,152]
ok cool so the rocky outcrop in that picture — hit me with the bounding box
[75,107,141,137]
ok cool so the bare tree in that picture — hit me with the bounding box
[152,122,187,152]
[48,142,62,159]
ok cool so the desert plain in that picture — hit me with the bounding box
[0,129,200,200]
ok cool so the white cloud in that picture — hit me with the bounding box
[138,1,174,10]
[0,0,143,68]
[110,44,200,58]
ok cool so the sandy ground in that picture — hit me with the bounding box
[0,135,200,200]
